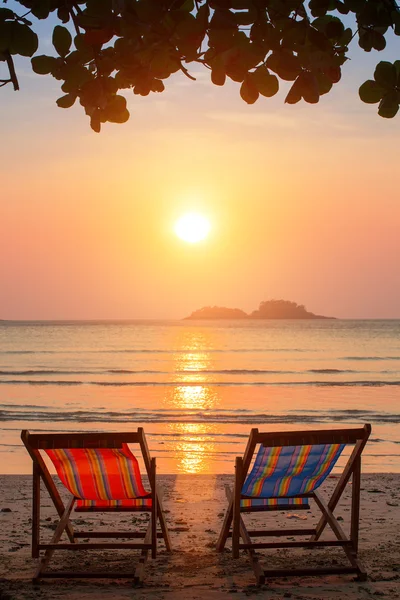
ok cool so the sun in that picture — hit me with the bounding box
[174,213,211,243]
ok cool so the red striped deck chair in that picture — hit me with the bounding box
[216,425,371,584]
[21,429,171,582]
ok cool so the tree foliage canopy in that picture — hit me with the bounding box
[1,0,400,131]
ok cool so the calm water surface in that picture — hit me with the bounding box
[0,319,399,473]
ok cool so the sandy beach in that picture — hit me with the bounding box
[0,473,399,600]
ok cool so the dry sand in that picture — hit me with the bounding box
[0,473,399,600]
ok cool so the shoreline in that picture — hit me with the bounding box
[1,470,399,476]
[1,473,399,599]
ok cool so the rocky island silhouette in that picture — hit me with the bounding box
[185,300,334,320]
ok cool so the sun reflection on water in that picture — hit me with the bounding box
[169,421,216,474]
[162,329,222,473]
[175,352,210,383]
[172,384,216,410]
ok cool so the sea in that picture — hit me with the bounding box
[0,319,399,475]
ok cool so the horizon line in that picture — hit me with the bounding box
[2,318,400,323]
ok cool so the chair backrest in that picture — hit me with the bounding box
[21,429,152,500]
[240,425,371,499]
[242,442,345,498]
[46,444,149,500]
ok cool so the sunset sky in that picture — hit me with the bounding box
[1,16,400,320]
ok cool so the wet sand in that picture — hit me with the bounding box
[0,473,399,599]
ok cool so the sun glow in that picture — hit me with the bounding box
[174,213,210,243]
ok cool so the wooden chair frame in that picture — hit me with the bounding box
[216,424,371,585]
[21,428,171,583]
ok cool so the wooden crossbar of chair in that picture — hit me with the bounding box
[216,424,371,585]
[21,428,172,583]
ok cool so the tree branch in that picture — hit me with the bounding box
[5,51,19,91]
[180,64,196,80]
[69,6,81,37]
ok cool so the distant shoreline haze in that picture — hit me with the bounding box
[185,300,335,320]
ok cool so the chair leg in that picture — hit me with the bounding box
[222,487,264,584]
[238,513,265,585]
[134,520,152,584]
[232,457,243,559]
[351,455,361,553]
[34,496,75,582]
[311,440,364,542]
[216,488,233,552]
[21,437,76,544]
[150,458,157,559]
[313,491,367,580]
[32,463,40,558]
[157,495,172,552]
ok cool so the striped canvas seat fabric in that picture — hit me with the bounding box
[46,443,151,507]
[75,498,152,512]
[241,443,345,502]
[240,497,309,510]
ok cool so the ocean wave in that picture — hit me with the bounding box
[0,368,356,376]
[2,351,399,359]
[308,369,355,374]
[0,370,95,375]
[0,405,251,414]
[2,368,397,379]
[343,356,400,361]
[0,348,310,355]
[0,369,169,376]
[0,368,307,376]
[0,379,399,387]
[0,407,399,424]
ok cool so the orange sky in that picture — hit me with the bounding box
[1,38,400,319]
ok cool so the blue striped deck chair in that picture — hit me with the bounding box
[217,425,371,584]
[21,428,171,583]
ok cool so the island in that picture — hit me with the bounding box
[185,300,335,320]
